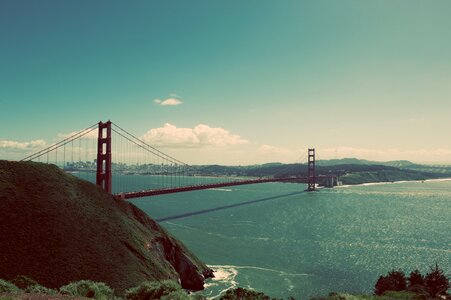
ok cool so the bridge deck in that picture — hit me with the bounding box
[115,175,334,199]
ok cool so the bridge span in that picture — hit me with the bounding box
[22,121,338,199]
[116,175,337,199]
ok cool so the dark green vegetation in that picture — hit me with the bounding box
[1,277,278,300]
[374,265,449,298]
[188,159,451,185]
[218,287,293,300]
[125,280,206,300]
[0,267,448,300]
[312,291,427,300]
[0,161,213,295]
[0,278,204,299]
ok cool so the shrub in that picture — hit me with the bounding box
[10,275,38,290]
[0,279,21,293]
[125,280,182,300]
[407,270,427,294]
[59,280,114,299]
[424,263,449,298]
[382,290,426,299]
[219,287,273,300]
[408,270,424,288]
[189,293,208,300]
[374,270,407,295]
[160,289,191,300]
[26,284,57,295]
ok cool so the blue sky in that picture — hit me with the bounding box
[1,1,451,164]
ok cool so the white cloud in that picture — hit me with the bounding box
[140,123,248,148]
[154,98,183,106]
[0,139,46,150]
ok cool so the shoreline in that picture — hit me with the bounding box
[337,177,451,188]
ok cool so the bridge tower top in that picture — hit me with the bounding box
[96,121,112,193]
[307,148,316,191]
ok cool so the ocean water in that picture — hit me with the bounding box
[76,173,451,299]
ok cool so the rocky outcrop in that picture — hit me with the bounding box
[154,235,211,290]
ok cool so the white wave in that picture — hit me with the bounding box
[204,264,312,299]
[336,177,451,188]
[207,188,233,192]
[208,264,312,277]
[360,182,395,186]
[425,177,451,182]
[206,265,239,299]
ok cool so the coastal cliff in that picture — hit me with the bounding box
[0,160,213,294]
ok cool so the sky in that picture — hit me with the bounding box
[1,0,451,165]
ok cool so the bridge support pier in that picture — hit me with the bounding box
[307,148,316,192]
[96,121,112,194]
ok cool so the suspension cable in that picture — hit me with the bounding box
[21,123,98,161]
[111,122,187,166]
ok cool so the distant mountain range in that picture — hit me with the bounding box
[190,158,451,185]
[316,158,451,174]
[315,158,419,167]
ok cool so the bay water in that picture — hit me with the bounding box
[76,173,451,298]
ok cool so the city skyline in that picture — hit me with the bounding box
[1,1,451,164]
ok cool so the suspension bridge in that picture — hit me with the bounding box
[21,121,338,199]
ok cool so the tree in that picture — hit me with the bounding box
[375,275,390,295]
[424,263,449,298]
[374,270,407,295]
[408,269,425,291]
[408,270,424,287]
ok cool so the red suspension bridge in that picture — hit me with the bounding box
[21,121,338,199]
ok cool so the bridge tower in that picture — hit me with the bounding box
[307,148,316,191]
[96,121,112,193]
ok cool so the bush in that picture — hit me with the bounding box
[382,290,426,300]
[408,270,424,288]
[0,279,21,293]
[10,275,38,290]
[125,280,182,300]
[26,284,57,295]
[424,263,449,298]
[189,293,207,300]
[374,270,407,295]
[160,289,192,300]
[59,280,114,299]
[407,270,427,294]
[219,287,274,300]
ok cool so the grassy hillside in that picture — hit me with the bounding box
[0,161,213,294]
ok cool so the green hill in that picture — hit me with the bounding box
[0,161,213,294]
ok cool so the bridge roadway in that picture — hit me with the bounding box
[115,175,334,199]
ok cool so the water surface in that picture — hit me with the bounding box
[77,172,451,298]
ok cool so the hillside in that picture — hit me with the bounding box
[186,161,450,185]
[0,161,213,294]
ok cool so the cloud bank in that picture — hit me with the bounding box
[0,139,46,150]
[140,123,248,148]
